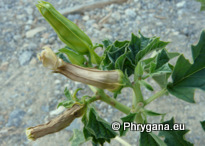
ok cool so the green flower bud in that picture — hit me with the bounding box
[36,1,93,54]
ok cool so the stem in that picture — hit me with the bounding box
[132,82,144,107]
[115,136,131,146]
[96,88,131,115]
[88,85,97,93]
[144,88,167,105]
[86,96,98,104]
[89,86,145,123]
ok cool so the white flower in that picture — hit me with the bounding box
[38,46,63,70]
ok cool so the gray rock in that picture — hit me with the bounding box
[25,25,31,31]
[65,118,82,131]
[176,1,186,8]
[26,26,46,38]
[25,99,33,106]
[67,14,81,21]
[41,105,49,112]
[125,9,136,18]
[48,36,56,44]
[19,51,33,66]
[86,20,96,26]
[82,15,89,21]
[10,94,19,99]
[6,109,25,127]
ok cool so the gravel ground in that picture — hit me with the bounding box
[0,0,205,145]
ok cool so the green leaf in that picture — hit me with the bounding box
[149,49,172,75]
[142,109,166,123]
[72,88,83,100]
[135,61,144,79]
[152,73,171,89]
[64,87,72,100]
[142,109,165,117]
[69,129,86,146]
[100,32,168,77]
[135,32,169,64]
[139,80,154,91]
[167,52,180,59]
[140,132,166,146]
[200,120,205,131]
[82,108,117,145]
[57,100,75,108]
[59,46,86,66]
[102,39,112,48]
[56,52,70,63]
[142,49,173,89]
[158,118,193,146]
[167,30,205,103]
[120,113,137,136]
[155,49,170,69]
[197,0,205,11]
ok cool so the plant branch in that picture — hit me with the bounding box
[144,88,167,105]
[86,96,98,104]
[132,82,144,107]
[97,89,131,115]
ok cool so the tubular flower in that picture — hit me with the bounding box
[38,47,124,92]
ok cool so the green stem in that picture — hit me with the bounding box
[88,86,145,123]
[131,82,144,123]
[97,89,131,115]
[132,82,144,107]
[144,88,167,105]
[88,85,97,93]
[86,96,98,104]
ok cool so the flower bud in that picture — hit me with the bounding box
[38,47,124,92]
[36,1,93,54]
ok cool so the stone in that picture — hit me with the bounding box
[25,25,31,31]
[25,7,33,15]
[29,57,37,65]
[19,51,33,66]
[26,26,46,38]
[82,15,89,21]
[0,62,9,71]
[54,80,61,84]
[125,9,136,18]
[6,109,25,127]
[49,106,66,117]
[48,37,55,44]
[176,1,186,8]
[13,35,21,41]
[67,14,81,21]
[65,118,82,131]
[41,105,49,112]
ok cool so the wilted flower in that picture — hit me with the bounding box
[38,46,64,70]
[38,47,124,92]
